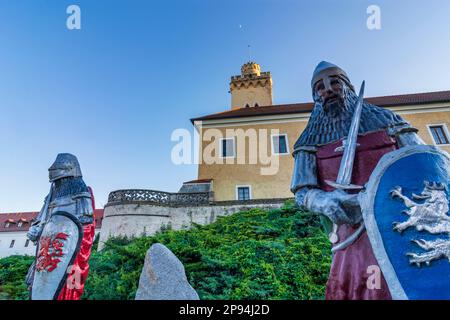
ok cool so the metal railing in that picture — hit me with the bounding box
[107,189,213,206]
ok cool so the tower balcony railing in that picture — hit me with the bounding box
[230,71,271,81]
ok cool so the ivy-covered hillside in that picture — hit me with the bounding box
[0,201,331,300]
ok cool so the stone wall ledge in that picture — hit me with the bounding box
[98,196,292,250]
[104,197,293,208]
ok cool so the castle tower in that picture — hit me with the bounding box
[229,62,273,110]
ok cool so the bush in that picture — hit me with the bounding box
[0,255,34,300]
[0,201,331,300]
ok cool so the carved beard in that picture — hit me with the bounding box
[295,83,409,146]
[52,176,88,199]
[315,84,355,117]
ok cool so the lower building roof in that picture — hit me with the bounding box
[191,90,450,124]
[0,209,104,232]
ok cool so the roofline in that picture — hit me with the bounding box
[190,90,450,124]
[183,179,213,184]
[0,209,104,215]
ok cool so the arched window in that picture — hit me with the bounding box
[254,103,259,107]
[245,104,250,108]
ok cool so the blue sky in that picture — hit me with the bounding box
[1,0,449,211]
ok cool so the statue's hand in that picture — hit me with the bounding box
[303,189,362,225]
[27,224,43,243]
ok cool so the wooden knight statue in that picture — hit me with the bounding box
[291,61,425,299]
[26,153,96,300]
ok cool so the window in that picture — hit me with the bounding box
[9,240,15,248]
[24,239,30,247]
[4,222,10,228]
[429,125,450,145]
[17,221,23,228]
[272,134,289,155]
[236,186,251,201]
[220,138,236,158]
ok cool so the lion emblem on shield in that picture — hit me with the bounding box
[390,181,450,267]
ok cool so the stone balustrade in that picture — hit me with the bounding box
[98,189,290,250]
[107,189,213,207]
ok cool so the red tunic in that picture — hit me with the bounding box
[316,130,396,300]
[57,187,96,300]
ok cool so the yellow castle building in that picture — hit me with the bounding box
[189,62,450,202]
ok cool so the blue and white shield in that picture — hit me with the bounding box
[361,145,450,300]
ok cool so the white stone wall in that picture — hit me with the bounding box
[0,231,36,258]
[98,201,285,250]
[0,229,101,258]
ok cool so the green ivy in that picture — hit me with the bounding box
[0,255,34,300]
[0,201,331,300]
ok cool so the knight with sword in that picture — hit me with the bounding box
[25,153,96,300]
[291,61,425,299]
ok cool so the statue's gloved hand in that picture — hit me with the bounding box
[302,188,362,225]
[27,223,43,243]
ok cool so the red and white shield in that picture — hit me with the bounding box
[31,211,83,300]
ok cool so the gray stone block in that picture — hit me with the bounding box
[135,243,199,300]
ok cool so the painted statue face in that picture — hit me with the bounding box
[313,73,346,112]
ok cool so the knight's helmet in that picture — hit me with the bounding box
[311,61,353,92]
[48,153,83,182]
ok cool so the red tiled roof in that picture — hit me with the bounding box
[0,212,37,233]
[93,209,104,228]
[0,209,104,232]
[191,90,450,123]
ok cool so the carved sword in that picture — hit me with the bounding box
[325,81,366,250]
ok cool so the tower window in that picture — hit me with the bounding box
[428,124,450,145]
[272,134,289,155]
[9,240,15,248]
[25,239,30,247]
[236,186,251,201]
[245,104,250,108]
[220,138,236,158]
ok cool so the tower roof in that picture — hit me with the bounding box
[241,62,261,76]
